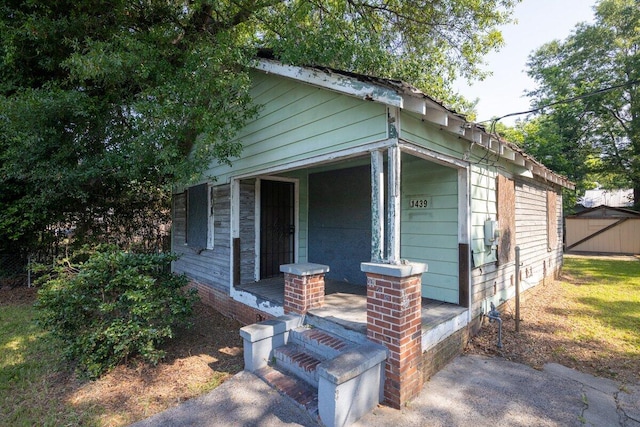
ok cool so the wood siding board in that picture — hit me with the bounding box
[401,234,458,248]
[206,73,388,182]
[400,154,459,302]
[423,288,458,304]
[400,112,468,159]
[171,183,232,293]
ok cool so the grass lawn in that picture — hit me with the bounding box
[0,289,100,426]
[559,256,640,372]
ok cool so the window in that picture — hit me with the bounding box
[186,183,214,249]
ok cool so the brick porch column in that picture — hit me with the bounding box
[280,263,330,315]
[361,262,427,409]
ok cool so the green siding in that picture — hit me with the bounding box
[400,111,469,158]
[400,154,459,303]
[470,165,498,266]
[206,72,388,183]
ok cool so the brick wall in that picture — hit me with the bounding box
[188,281,274,325]
[420,316,481,380]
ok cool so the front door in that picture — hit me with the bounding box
[260,180,295,279]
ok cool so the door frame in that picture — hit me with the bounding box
[254,176,299,281]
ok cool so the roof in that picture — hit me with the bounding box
[567,205,640,218]
[253,58,575,190]
[578,189,633,208]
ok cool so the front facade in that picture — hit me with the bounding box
[171,59,573,417]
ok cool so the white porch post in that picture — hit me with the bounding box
[230,178,240,286]
[371,150,385,262]
[387,145,401,264]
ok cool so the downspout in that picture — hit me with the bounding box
[485,302,503,349]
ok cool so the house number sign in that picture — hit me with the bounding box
[409,198,429,208]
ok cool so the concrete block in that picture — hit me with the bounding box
[318,357,386,427]
[240,314,303,372]
[317,343,387,427]
[280,263,330,276]
[361,261,427,277]
[240,314,302,343]
[317,343,387,384]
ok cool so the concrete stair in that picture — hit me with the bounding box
[241,314,388,427]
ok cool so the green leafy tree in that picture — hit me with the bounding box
[525,0,640,208]
[496,118,597,212]
[1,0,518,253]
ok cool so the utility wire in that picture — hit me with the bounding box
[476,78,640,125]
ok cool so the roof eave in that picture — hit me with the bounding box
[253,59,576,190]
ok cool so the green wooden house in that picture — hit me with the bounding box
[172,58,574,424]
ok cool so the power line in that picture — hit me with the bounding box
[476,78,640,125]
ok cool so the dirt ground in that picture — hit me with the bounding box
[464,271,639,386]
[66,301,245,426]
[2,267,637,426]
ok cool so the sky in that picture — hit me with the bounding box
[455,0,599,126]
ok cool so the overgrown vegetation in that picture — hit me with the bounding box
[36,247,198,379]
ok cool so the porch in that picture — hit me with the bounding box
[236,277,468,345]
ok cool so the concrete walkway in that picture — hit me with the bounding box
[130,355,640,427]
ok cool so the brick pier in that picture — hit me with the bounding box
[281,263,330,315]
[361,262,427,409]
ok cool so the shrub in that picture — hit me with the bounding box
[36,246,198,378]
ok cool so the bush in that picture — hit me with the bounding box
[36,246,198,379]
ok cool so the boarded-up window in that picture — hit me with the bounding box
[547,190,558,251]
[187,183,209,249]
[497,174,516,264]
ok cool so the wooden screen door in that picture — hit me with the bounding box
[260,180,295,279]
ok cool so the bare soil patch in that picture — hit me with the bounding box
[464,274,639,385]
[0,283,37,305]
[67,302,244,426]
[2,287,244,426]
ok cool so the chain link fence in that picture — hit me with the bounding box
[0,253,29,287]
[1,228,171,289]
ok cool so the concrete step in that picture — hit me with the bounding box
[304,312,370,345]
[243,314,387,427]
[289,326,357,360]
[254,365,319,418]
[273,343,326,387]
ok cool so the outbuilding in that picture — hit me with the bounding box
[565,205,640,254]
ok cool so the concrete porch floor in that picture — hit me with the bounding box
[236,277,467,336]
